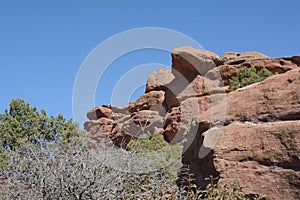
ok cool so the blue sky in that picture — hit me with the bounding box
[1,0,300,126]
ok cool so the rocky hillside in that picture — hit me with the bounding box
[84,46,300,199]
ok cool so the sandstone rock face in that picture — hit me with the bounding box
[120,110,164,137]
[145,69,175,92]
[84,118,115,145]
[87,106,114,120]
[220,52,240,63]
[163,107,181,142]
[201,69,300,123]
[163,75,210,109]
[129,91,166,113]
[182,69,300,199]
[224,51,269,65]
[84,46,300,199]
[206,57,300,85]
[202,121,300,199]
[172,46,221,81]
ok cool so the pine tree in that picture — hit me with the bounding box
[0,99,82,159]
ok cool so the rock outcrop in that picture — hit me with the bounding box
[203,121,300,199]
[84,46,300,199]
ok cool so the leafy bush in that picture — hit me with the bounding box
[229,67,276,91]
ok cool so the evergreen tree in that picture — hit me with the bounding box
[0,99,81,151]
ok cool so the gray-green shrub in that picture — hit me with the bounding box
[229,67,276,91]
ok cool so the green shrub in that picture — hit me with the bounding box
[127,133,168,152]
[198,179,266,200]
[229,67,276,91]
[177,175,266,200]
[127,133,182,169]
[198,177,246,200]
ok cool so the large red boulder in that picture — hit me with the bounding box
[145,69,175,93]
[171,46,221,81]
[86,106,114,120]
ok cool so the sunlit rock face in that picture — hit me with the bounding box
[84,46,300,199]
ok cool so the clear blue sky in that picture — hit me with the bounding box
[1,0,299,126]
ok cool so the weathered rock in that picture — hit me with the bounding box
[110,104,131,115]
[220,52,240,63]
[251,58,299,73]
[110,104,132,125]
[163,107,181,142]
[163,74,225,110]
[115,110,164,138]
[172,46,220,81]
[164,75,209,109]
[179,69,300,199]
[186,121,300,199]
[225,51,269,65]
[87,106,114,120]
[84,118,116,145]
[201,69,300,124]
[290,56,300,65]
[110,126,133,148]
[205,64,240,86]
[145,69,175,92]
[227,68,300,123]
[206,57,300,86]
[83,47,300,199]
[180,96,212,122]
[129,91,166,114]
[163,96,213,144]
[178,75,209,100]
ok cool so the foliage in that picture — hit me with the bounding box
[0,99,81,150]
[177,174,266,200]
[127,133,182,169]
[0,140,180,199]
[197,177,266,200]
[198,177,246,200]
[0,99,267,199]
[177,165,265,200]
[229,67,276,91]
[0,99,82,168]
[127,133,170,152]
[0,134,266,199]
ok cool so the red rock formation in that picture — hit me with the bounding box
[200,69,300,123]
[206,56,300,85]
[129,90,166,113]
[171,46,221,81]
[202,121,300,199]
[146,69,175,92]
[84,46,300,199]
[86,106,114,120]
